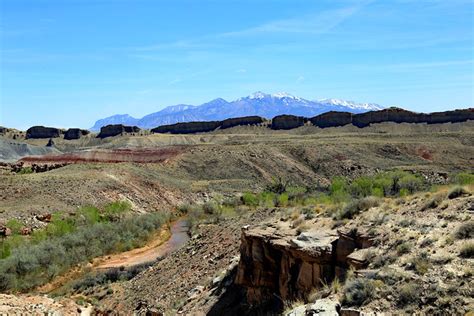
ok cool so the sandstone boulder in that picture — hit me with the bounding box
[151,121,221,134]
[64,128,90,140]
[26,126,62,139]
[271,115,307,130]
[220,116,265,129]
[310,111,353,128]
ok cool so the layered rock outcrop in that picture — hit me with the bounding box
[351,107,474,128]
[25,126,62,139]
[271,115,308,130]
[151,121,221,134]
[220,116,265,129]
[235,224,374,305]
[310,112,353,128]
[64,128,90,140]
[97,124,140,139]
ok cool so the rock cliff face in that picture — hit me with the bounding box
[235,224,374,306]
[97,124,140,139]
[25,126,62,139]
[151,121,221,134]
[0,127,8,135]
[64,128,90,140]
[310,112,353,128]
[271,115,308,130]
[220,116,265,129]
[351,108,474,128]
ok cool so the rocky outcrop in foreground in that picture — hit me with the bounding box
[97,124,141,139]
[25,126,62,139]
[64,128,90,140]
[235,224,374,306]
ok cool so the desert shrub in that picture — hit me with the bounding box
[371,253,396,268]
[17,167,33,175]
[397,282,421,307]
[342,278,374,307]
[177,203,191,214]
[335,197,379,220]
[371,187,384,198]
[0,241,11,259]
[453,172,474,185]
[202,201,219,215]
[419,237,434,248]
[454,221,474,239]
[407,252,431,275]
[277,193,289,207]
[286,186,306,200]
[459,242,474,258]
[258,192,276,208]
[447,186,469,199]
[329,177,350,203]
[350,177,373,198]
[6,219,23,235]
[77,206,101,224]
[265,177,288,194]
[241,192,258,207]
[396,242,411,255]
[420,194,443,211]
[0,212,169,291]
[398,174,424,194]
[103,201,131,221]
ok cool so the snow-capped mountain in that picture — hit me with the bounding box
[90,92,385,130]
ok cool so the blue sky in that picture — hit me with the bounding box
[1,0,473,129]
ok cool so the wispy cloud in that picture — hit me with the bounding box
[219,2,372,38]
[296,75,305,83]
[127,1,372,53]
[351,59,474,72]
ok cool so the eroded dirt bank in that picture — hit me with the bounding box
[96,219,190,269]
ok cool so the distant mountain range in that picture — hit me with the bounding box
[90,92,384,131]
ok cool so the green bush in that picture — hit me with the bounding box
[17,167,33,175]
[342,278,374,307]
[453,172,474,185]
[77,206,101,224]
[258,192,276,208]
[398,174,423,194]
[103,201,132,220]
[350,177,373,198]
[0,211,169,291]
[6,219,23,235]
[242,192,258,207]
[277,193,289,207]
